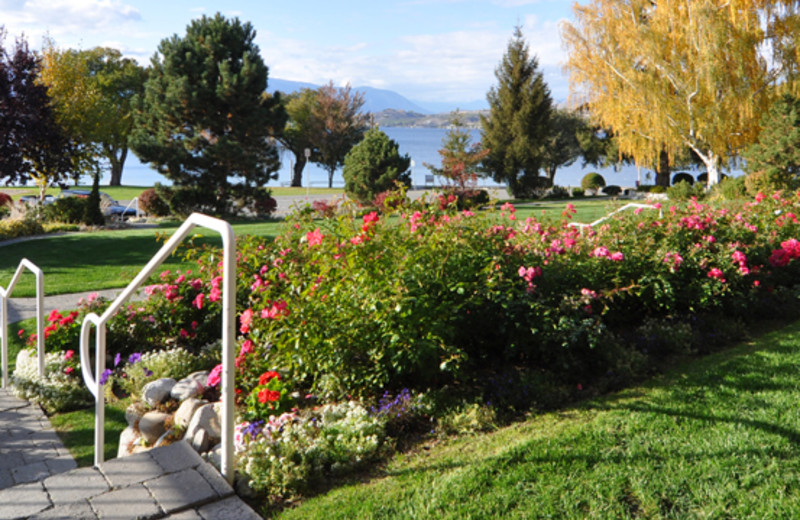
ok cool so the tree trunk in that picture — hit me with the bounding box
[109,148,128,186]
[655,149,670,187]
[291,157,306,187]
[327,168,335,189]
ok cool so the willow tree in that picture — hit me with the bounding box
[562,0,800,186]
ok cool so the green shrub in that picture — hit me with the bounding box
[581,172,606,192]
[343,128,411,204]
[139,188,171,217]
[745,169,792,196]
[602,185,621,196]
[545,185,570,199]
[667,180,697,200]
[0,217,44,240]
[43,197,86,223]
[650,185,667,194]
[715,175,748,200]
[571,187,585,198]
[672,172,695,185]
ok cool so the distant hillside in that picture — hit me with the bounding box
[374,109,488,128]
[267,78,430,114]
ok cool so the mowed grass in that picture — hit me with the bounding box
[276,320,800,519]
[0,221,285,296]
[48,400,129,467]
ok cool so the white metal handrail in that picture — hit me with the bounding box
[121,197,140,218]
[568,203,664,231]
[79,213,236,483]
[0,259,45,387]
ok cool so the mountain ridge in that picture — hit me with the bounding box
[267,78,487,116]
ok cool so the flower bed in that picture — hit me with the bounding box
[17,190,800,507]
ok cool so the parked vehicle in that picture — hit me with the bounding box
[58,190,139,218]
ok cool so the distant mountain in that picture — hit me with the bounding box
[267,78,432,114]
[374,109,488,129]
[412,99,489,114]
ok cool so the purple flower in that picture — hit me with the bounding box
[114,353,121,368]
[99,368,113,386]
[128,353,142,365]
[143,367,153,377]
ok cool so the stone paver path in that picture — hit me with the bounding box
[0,389,262,519]
[0,389,76,491]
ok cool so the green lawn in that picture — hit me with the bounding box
[275,319,800,519]
[0,221,285,297]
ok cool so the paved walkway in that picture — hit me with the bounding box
[0,388,262,519]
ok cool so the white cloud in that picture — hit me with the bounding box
[260,15,566,103]
[1,0,140,49]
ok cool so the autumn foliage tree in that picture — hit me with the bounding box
[425,110,489,190]
[0,29,71,198]
[40,44,146,186]
[562,0,800,187]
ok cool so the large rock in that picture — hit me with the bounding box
[138,410,170,445]
[141,378,177,406]
[117,426,140,458]
[190,428,211,453]
[170,371,208,401]
[125,403,146,427]
[174,397,206,429]
[184,403,221,445]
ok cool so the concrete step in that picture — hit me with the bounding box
[0,440,262,519]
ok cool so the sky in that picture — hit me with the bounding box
[0,0,575,107]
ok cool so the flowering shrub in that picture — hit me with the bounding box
[11,349,92,413]
[105,343,219,399]
[237,401,384,501]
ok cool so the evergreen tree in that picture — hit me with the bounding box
[343,128,410,204]
[743,94,800,190]
[130,14,285,216]
[480,26,552,198]
[83,173,105,226]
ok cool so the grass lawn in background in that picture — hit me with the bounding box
[275,319,800,519]
[0,220,285,297]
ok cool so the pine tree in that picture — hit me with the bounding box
[425,110,489,190]
[480,26,552,198]
[343,128,410,204]
[130,14,285,217]
[743,94,800,189]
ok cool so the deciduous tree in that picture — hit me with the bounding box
[310,82,370,188]
[562,0,800,187]
[481,26,552,198]
[280,89,318,187]
[425,110,489,190]
[41,44,146,186]
[541,107,585,186]
[0,29,71,198]
[130,13,285,216]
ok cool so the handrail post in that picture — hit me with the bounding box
[0,259,46,386]
[79,213,236,483]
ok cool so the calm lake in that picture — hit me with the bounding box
[104,127,718,189]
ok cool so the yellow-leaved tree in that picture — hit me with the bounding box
[562,0,800,186]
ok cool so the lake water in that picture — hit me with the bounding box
[103,127,722,189]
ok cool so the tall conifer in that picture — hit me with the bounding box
[480,26,552,198]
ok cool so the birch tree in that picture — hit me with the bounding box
[562,0,800,186]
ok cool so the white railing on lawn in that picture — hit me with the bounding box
[79,213,236,483]
[568,203,664,231]
[0,259,45,387]
[121,196,141,219]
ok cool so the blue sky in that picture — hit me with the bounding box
[0,0,574,105]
